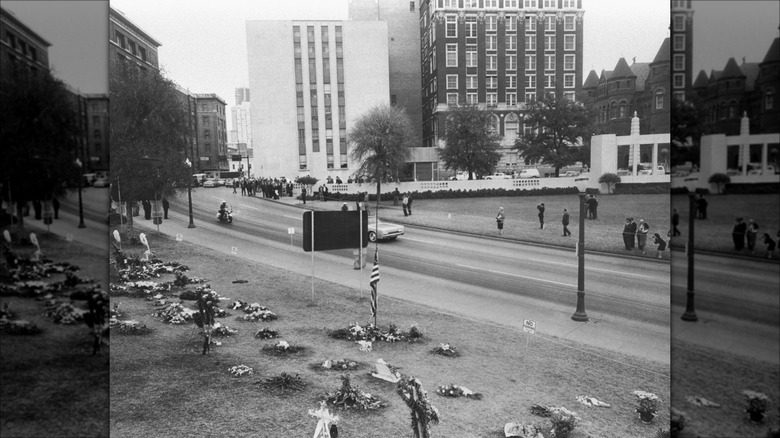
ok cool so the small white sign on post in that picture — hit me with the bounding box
[231,247,238,255]
[522,319,536,335]
[175,233,183,242]
[288,227,295,247]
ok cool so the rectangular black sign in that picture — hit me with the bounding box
[303,210,369,251]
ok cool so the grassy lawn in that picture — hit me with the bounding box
[315,193,670,257]
[1,234,109,438]
[671,194,780,257]
[109,235,670,438]
[672,340,780,437]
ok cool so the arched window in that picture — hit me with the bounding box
[610,101,617,119]
[654,89,665,110]
[488,114,499,135]
[505,113,519,142]
[618,100,627,118]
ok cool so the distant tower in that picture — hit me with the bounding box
[235,87,250,105]
[671,0,693,101]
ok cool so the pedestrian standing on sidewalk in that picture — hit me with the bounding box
[622,217,635,250]
[671,208,680,236]
[393,188,400,206]
[652,233,667,259]
[162,198,170,219]
[537,202,545,229]
[746,219,759,253]
[301,187,307,204]
[636,219,649,255]
[341,202,349,212]
[696,194,708,219]
[590,195,599,220]
[561,209,571,236]
[402,193,409,216]
[143,200,151,220]
[732,217,747,251]
[406,192,413,215]
[496,206,505,236]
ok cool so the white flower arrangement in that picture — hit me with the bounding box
[277,340,290,350]
[742,390,770,402]
[228,364,253,377]
[632,390,660,401]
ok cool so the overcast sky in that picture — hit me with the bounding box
[105,0,669,128]
[3,1,108,94]
[691,1,779,75]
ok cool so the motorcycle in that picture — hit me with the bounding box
[217,203,233,224]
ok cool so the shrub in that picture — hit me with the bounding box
[708,173,730,194]
[598,173,621,194]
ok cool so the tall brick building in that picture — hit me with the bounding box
[418,0,584,174]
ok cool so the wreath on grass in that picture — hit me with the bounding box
[431,343,459,357]
[110,319,152,335]
[261,340,306,356]
[254,327,279,339]
[329,322,423,343]
[436,384,482,400]
[326,375,384,410]
[313,358,362,372]
[232,301,278,322]
[258,372,306,393]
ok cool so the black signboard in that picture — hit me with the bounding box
[303,210,368,251]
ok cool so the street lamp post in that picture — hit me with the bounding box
[681,192,698,321]
[185,158,195,228]
[75,158,86,228]
[571,191,588,322]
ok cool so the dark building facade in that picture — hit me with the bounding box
[194,94,229,172]
[670,0,693,102]
[109,8,159,71]
[419,0,584,175]
[581,38,671,136]
[0,7,50,80]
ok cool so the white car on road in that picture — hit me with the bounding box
[367,221,405,242]
[484,172,511,180]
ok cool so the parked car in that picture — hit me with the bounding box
[484,172,511,180]
[517,168,540,178]
[448,171,470,181]
[561,170,580,177]
[202,178,218,187]
[367,221,405,242]
[92,177,110,188]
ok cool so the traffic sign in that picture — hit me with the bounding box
[522,319,536,334]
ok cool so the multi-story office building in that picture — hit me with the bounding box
[235,87,250,106]
[230,88,252,146]
[348,0,426,179]
[194,94,229,172]
[247,20,390,180]
[581,38,670,137]
[418,0,584,175]
[670,0,693,102]
[0,7,50,80]
[109,8,159,71]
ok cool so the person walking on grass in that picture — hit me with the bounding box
[636,219,649,255]
[671,208,681,236]
[537,202,545,229]
[496,206,505,236]
[561,209,571,236]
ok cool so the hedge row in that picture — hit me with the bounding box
[302,186,582,202]
[612,182,671,195]
[671,183,777,195]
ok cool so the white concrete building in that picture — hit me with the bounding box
[246,20,390,180]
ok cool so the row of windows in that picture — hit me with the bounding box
[444,40,575,68]
[4,31,39,62]
[445,89,576,106]
[438,0,577,10]
[446,72,576,89]
[595,91,666,122]
[114,30,148,63]
[444,13,577,38]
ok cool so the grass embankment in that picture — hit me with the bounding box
[110,236,669,438]
[671,194,780,258]
[0,234,109,438]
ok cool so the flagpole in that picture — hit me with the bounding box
[311,210,315,301]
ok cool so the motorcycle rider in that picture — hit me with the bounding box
[218,201,230,222]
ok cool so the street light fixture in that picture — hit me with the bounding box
[681,192,698,321]
[75,158,86,228]
[571,188,588,322]
[185,158,195,228]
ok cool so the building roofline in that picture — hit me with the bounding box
[109,7,162,47]
[1,7,52,47]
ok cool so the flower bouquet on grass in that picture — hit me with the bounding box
[633,390,661,423]
[110,319,152,335]
[436,384,482,400]
[234,301,277,322]
[314,358,361,372]
[326,375,384,410]
[431,343,459,358]
[548,407,580,438]
[154,302,195,324]
[259,372,306,394]
[211,322,237,337]
[742,390,770,423]
[329,322,423,343]
[0,318,41,335]
[44,301,85,324]
[254,327,279,339]
[172,271,205,288]
[503,422,543,438]
[262,340,306,356]
[228,364,253,377]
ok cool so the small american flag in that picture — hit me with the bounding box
[369,251,379,320]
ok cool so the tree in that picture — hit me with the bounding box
[708,173,730,194]
[110,61,191,235]
[438,105,502,180]
[598,173,621,194]
[0,71,82,229]
[514,95,594,177]
[671,97,704,168]
[349,104,415,207]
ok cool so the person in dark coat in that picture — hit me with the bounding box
[746,220,759,253]
[52,197,60,219]
[732,217,747,251]
[537,203,545,229]
[696,194,708,219]
[301,187,307,204]
[402,193,409,216]
[636,219,650,255]
[652,233,667,259]
[623,218,637,250]
[561,209,571,236]
[671,208,680,236]
[406,192,413,215]
[496,206,505,236]
[162,198,170,219]
[763,233,776,259]
[143,200,151,220]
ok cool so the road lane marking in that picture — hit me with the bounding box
[455,263,576,288]
[401,236,440,245]
[284,215,301,220]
